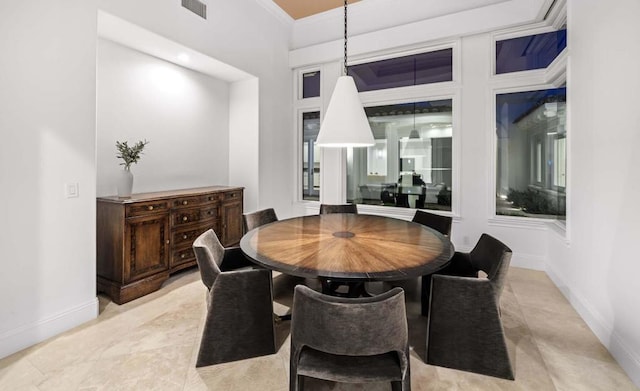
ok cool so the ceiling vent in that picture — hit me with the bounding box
[182,0,207,19]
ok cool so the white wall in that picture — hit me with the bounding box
[229,78,260,212]
[96,38,230,196]
[97,0,294,217]
[0,0,292,359]
[546,0,640,384]
[0,0,99,357]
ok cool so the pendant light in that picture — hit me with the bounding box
[316,0,375,148]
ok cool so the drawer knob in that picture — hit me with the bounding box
[182,216,188,222]
[208,197,213,201]
[166,240,170,244]
[148,206,154,211]
[207,211,212,215]
[182,201,188,205]
[181,254,186,259]
[182,234,188,240]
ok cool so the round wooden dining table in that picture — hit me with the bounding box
[240,213,454,285]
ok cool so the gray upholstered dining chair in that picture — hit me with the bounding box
[425,233,514,380]
[243,207,278,232]
[243,207,294,321]
[411,210,453,316]
[319,203,358,214]
[192,229,276,367]
[412,210,452,236]
[290,285,410,391]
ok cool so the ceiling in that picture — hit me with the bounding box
[273,0,362,20]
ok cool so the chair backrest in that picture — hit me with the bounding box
[291,285,407,357]
[192,229,224,290]
[243,208,278,232]
[412,210,453,236]
[469,233,513,299]
[319,203,358,214]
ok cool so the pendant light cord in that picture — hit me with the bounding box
[344,0,348,76]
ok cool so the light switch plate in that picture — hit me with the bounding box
[65,183,79,198]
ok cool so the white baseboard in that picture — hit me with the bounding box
[546,266,640,387]
[0,297,99,359]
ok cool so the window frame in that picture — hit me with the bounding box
[495,29,567,75]
[293,42,461,219]
[488,22,568,230]
[348,42,461,218]
[300,110,321,201]
[293,64,324,205]
[297,66,322,100]
[355,89,460,218]
[296,107,322,202]
[347,47,454,92]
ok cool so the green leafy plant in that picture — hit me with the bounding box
[116,140,149,170]
[506,188,561,215]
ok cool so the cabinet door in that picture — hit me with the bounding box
[124,213,170,283]
[220,200,243,247]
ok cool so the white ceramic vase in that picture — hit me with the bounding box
[117,168,134,198]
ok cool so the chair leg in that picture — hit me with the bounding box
[421,274,433,316]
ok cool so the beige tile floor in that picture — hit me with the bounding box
[0,267,637,391]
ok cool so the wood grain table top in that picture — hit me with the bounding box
[240,214,454,281]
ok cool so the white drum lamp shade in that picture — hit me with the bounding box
[316,76,375,148]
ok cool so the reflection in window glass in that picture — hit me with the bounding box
[302,111,320,200]
[302,71,320,99]
[553,137,566,187]
[496,88,566,220]
[348,49,453,92]
[496,29,567,74]
[535,141,542,183]
[347,100,453,211]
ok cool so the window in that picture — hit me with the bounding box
[347,100,453,211]
[302,71,320,98]
[496,87,566,219]
[348,49,453,92]
[496,29,567,74]
[302,111,320,200]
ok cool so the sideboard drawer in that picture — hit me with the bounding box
[223,190,242,201]
[172,206,218,227]
[171,246,196,268]
[126,200,170,217]
[172,193,220,209]
[172,226,213,248]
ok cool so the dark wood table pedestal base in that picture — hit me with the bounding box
[320,278,372,298]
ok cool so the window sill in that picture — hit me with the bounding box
[487,215,551,230]
[548,219,569,244]
[294,201,459,221]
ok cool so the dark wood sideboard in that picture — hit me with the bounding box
[97,186,243,304]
